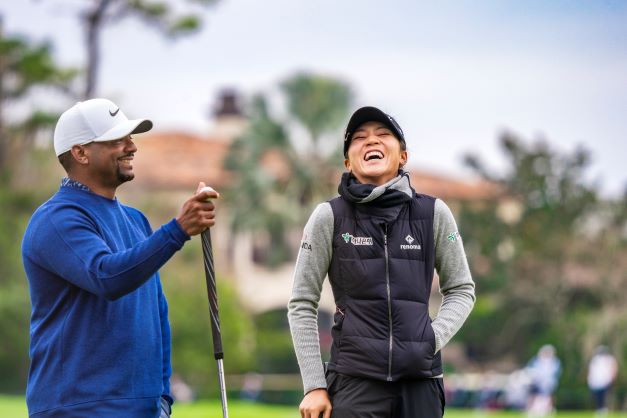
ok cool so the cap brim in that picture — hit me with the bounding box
[94,118,153,142]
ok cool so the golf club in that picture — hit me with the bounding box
[200,186,228,418]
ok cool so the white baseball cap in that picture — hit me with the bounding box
[53,98,153,156]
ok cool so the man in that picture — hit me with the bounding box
[288,106,475,418]
[22,98,219,418]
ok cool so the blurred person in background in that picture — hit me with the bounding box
[525,344,561,417]
[288,106,475,418]
[504,368,532,410]
[587,345,618,417]
[21,98,219,418]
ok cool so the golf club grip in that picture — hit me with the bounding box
[201,229,224,360]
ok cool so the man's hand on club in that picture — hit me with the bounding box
[176,182,220,236]
[299,388,332,418]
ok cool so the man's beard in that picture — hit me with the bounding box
[116,167,135,183]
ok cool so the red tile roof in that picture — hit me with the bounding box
[131,131,230,191]
[408,169,498,200]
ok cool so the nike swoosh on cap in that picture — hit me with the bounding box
[109,108,120,117]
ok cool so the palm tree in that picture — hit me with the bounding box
[281,72,353,205]
[223,95,301,267]
[281,72,352,155]
[223,74,353,267]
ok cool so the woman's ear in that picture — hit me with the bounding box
[399,150,408,168]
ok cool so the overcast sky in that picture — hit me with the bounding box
[3,0,626,196]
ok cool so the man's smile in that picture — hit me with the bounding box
[118,154,134,167]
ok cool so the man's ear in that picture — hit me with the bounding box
[70,145,89,166]
[344,158,351,172]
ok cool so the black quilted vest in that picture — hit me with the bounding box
[326,193,442,381]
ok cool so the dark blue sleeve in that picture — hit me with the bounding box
[29,206,190,300]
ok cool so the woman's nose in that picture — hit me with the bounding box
[365,134,381,144]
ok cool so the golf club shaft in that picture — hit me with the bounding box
[217,359,228,418]
[201,228,229,418]
[201,229,223,359]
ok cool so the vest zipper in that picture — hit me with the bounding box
[384,224,393,381]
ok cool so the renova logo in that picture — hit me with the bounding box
[109,108,120,117]
[400,234,421,250]
[341,232,373,246]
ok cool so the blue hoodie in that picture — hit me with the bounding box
[22,183,190,417]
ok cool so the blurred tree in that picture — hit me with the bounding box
[460,133,597,355]
[281,72,352,205]
[224,74,352,267]
[51,0,220,98]
[281,72,352,154]
[222,95,302,267]
[0,24,76,392]
[0,189,41,393]
[458,132,627,408]
[0,23,76,182]
[254,309,299,374]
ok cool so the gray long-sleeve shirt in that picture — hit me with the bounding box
[287,175,476,394]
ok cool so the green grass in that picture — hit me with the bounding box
[0,396,297,418]
[3,395,627,418]
[173,399,296,417]
[1,395,28,418]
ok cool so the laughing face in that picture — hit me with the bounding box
[84,135,138,189]
[344,121,407,186]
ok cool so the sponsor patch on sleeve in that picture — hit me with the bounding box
[447,231,461,242]
[300,232,312,251]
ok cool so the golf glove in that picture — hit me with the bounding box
[159,396,172,418]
